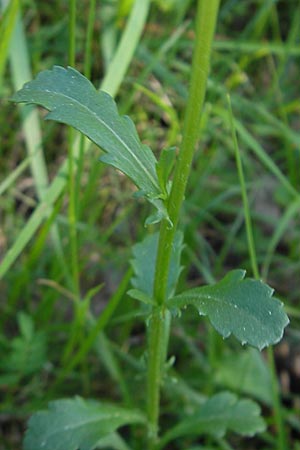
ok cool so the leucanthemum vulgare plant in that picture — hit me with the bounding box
[12,1,289,449]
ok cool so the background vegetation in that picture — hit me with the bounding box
[0,0,299,448]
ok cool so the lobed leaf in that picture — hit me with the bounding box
[167,270,289,350]
[215,348,273,405]
[11,66,166,219]
[160,391,265,447]
[23,397,145,450]
[0,312,47,382]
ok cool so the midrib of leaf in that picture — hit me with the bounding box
[170,292,274,332]
[34,83,160,193]
[42,411,139,438]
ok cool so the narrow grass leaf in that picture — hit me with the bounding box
[167,270,289,350]
[9,13,50,200]
[0,0,19,85]
[0,156,30,196]
[101,0,151,96]
[213,39,300,56]
[262,198,300,279]
[23,397,145,450]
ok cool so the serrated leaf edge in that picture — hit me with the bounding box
[166,270,289,350]
[11,66,162,199]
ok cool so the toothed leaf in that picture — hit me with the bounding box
[160,392,265,447]
[11,66,167,219]
[23,397,144,450]
[167,270,289,350]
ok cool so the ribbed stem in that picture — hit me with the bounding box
[146,1,220,448]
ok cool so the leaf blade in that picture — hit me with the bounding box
[160,392,265,448]
[23,397,145,450]
[167,270,289,350]
[11,66,163,205]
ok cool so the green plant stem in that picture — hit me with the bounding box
[84,0,96,79]
[228,96,287,450]
[63,0,80,363]
[68,0,79,295]
[75,0,97,219]
[146,308,166,444]
[146,0,220,447]
[68,0,76,67]
[267,345,287,450]
[227,94,259,279]
[153,0,220,304]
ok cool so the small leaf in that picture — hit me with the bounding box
[11,66,167,220]
[130,231,184,299]
[127,289,156,306]
[156,147,177,196]
[167,270,289,350]
[160,392,265,447]
[23,397,145,450]
[144,198,171,227]
[0,312,47,379]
